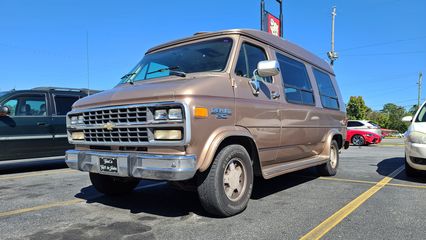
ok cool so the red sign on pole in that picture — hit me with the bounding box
[267,13,281,37]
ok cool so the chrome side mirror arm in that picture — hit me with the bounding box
[249,70,261,96]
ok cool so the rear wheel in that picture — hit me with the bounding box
[352,134,365,146]
[317,140,339,176]
[89,172,140,195]
[197,144,253,217]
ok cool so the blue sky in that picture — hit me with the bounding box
[1,0,425,110]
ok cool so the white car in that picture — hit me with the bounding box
[347,120,382,136]
[402,102,426,176]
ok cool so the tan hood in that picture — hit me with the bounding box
[72,73,231,110]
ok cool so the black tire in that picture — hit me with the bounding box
[89,172,140,195]
[405,157,418,177]
[197,144,253,217]
[317,140,339,176]
[351,134,365,146]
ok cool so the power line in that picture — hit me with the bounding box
[338,35,426,52]
[340,51,426,57]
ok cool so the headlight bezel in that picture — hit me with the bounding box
[154,108,183,121]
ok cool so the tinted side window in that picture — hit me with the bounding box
[55,95,79,115]
[348,121,363,127]
[235,43,272,83]
[3,94,47,116]
[313,68,339,110]
[276,53,314,105]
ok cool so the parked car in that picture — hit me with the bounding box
[65,29,347,217]
[346,129,382,146]
[402,101,426,176]
[0,87,99,161]
[347,120,382,137]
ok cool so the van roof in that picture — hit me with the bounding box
[146,29,334,75]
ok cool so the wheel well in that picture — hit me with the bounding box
[216,136,262,176]
[332,134,343,149]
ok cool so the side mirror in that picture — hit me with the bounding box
[257,60,280,77]
[0,106,10,116]
[402,116,413,122]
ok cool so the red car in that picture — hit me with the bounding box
[346,129,382,146]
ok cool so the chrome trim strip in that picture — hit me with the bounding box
[65,150,197,181]
[0,135,53,141]
[54,134,68,138]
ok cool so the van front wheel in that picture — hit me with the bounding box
[317,140,339,176]
[197,144,253,217]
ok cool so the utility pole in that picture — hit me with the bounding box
[86,31,90,96]
[260,0,265,31]
[327,6,338,66]
[418,72,423,109]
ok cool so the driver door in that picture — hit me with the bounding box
[232,38,282,167]
[0,93,54,160]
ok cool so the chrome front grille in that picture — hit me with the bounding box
[83,106,147,125]
[84,127,149,143]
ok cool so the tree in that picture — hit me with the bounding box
[346,96,368,120]
[367,111,389,128]
[381,103,408,132]
[408,104,418,116]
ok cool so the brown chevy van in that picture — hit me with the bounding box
[66,29,346,217]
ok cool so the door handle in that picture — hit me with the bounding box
[271,91,280,99]
[37,122,49,126]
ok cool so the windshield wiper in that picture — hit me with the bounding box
[147,66,186,78]
[121,72,136,84]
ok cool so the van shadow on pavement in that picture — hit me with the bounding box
[75,168,319,218]
[376,157,426,184]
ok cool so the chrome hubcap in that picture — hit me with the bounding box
[223,159,246,201]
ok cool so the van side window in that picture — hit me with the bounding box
[276,53,314,105]
[313,68,339,110]
[235,43,272,83]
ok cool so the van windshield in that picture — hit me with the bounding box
[120,38,233,84]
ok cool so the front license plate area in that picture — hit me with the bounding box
[99,157,118,173]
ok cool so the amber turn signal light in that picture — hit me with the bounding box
[194,107,208,118]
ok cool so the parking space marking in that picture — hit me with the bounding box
[300,165,405,240]
[0,199,84,218]
[0,182,166,218]
[0,169,77,181]
[317,176,426,190]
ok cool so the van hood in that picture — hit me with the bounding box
[72,73,230,110]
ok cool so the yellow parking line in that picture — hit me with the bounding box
[0,169,77,180]
[300,165,405,240]
[317,176,426,190]
[0,182,166,218]
[0,199,84,218]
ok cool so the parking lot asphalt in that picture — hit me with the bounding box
[1,139,425,240]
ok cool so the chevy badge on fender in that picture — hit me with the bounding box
[211,108,232,119]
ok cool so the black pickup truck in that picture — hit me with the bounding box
[0,87,99,161]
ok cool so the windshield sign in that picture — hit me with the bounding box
[120,38,233,84]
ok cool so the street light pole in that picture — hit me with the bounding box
[260,0,265,31]
[327,6,338,66]
[418,72,423,109]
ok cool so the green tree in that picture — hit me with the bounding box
[408,104,418,116]
[346,96,368,120]
[381,103,408,132]
[367,111,389,128]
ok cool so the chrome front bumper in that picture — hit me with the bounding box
[65,150,197,181]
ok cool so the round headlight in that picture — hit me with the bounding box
[70,116,78,125]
